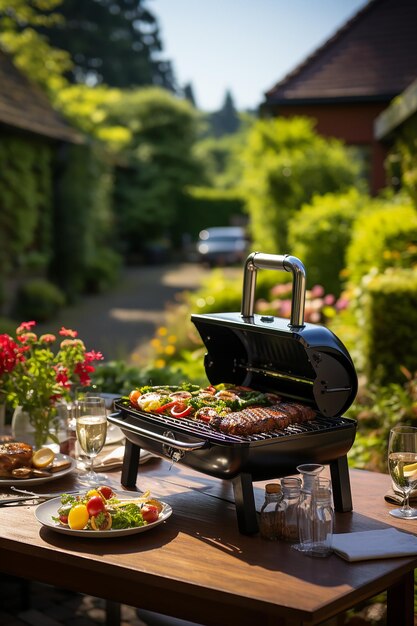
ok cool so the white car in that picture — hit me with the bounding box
[196,227,248,267]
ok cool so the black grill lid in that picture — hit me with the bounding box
[191,253,358,418]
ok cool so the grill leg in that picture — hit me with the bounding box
[330,455,352,512]
[232,473,259,535]
[121,439,141,488]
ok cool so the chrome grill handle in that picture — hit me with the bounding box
[241,252,306,328]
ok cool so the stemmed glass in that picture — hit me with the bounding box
[388,425,417,519]
[76,396,107,486]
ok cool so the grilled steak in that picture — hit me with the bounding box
[209,402,316,436]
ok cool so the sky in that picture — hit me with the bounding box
[151,0,369,112]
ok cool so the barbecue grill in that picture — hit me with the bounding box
[109,253,358,534]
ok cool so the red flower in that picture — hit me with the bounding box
[59,327,78,338]
[0,334,22,376]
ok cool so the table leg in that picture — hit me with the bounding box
[330,455,352,512]
[106,600,121,626]
[386,569,414,626]
[121,440,140,488]
[232,473,259,534]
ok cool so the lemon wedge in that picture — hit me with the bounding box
[32,447,55,469]
[403,462,417,473]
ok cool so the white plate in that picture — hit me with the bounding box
[35,494,173,538]
[0,454,76,487]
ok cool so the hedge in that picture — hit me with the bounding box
[288,188,366,296]
[173,186,246,243]
[345,197,417,285]
[363,268,417,385]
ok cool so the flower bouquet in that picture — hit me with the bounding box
[0,321,103,448]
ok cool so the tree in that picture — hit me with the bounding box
[209,90,240,137]
[102,87,205,256]
[34,0,175,90]
[0,0,72,95]
[183,82,197,108]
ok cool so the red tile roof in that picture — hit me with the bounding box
[264,0,417,105]
[0,48,82,143]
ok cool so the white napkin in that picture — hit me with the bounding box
[94,445,158,471]
[332,528,417,562]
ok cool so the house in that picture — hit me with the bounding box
[261,0,417,194]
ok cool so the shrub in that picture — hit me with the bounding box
[288,189,367,295]
[83,248,122,294]
[362,268,417,385]
[345,197,417,285]
[241,117,360,253]
[13,279,66,322]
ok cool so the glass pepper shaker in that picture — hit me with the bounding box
[281,477,302,542]
[259,483,286,540]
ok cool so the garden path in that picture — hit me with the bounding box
[36,263,208,364]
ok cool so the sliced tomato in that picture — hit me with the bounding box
[141,504,159,523]
[154,400,178,414]
[97,485,114,500]
[59,514,68,525]
[171,403,193,418]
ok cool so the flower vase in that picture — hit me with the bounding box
[11,406,36,446]
[11,405,59,450]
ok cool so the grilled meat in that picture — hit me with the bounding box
[209,402,316,436]
[0,442,33,477]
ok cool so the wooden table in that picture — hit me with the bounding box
[0,460,416,626]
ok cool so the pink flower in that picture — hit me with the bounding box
[59,327,78,338]
[40,334,56,344]
[16,321,36,335]
[85,350,104,363]
[310,285,325,297]
[323,294,336,306]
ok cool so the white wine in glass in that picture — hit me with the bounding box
[76,396,107,485]
[388,425,417,519]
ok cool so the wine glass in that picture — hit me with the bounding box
[76,396,107,485]
[388,425,417,519]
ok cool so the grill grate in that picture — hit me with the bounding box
[115,400,353,446]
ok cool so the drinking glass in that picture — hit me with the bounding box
[76,396,107,485]
[388,425,417,519]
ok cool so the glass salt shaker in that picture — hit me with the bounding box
[292,463,324,553]
[309,477,334,557]
[281,477,302,542]
[259,483,286,540]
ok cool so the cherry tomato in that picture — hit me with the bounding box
[141,504,159,523]
[97,485,114,500]
[129,389,141,407]
[86,496,105,517]
[59,514,68,525]
[91,511,112,531]
[68,504,89,530]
